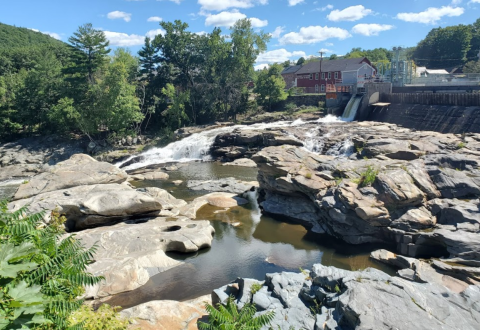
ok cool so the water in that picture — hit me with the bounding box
[117,120,307,171]
[342,95,363,122]
[105,162,395,309]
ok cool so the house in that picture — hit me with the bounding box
[280,65,302,89]
[295,57,376,93]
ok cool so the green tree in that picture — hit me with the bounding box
[161,83,189,131]
[414,25,472,68]
[296,57,305,66]
[467,18,480,61]
[463,60,480,73]
[198,296,275,330]
[329,54,338,60]
[67,23,110,82]
[254,63,288,111]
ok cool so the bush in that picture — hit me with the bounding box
[355,165,379,187]
[285,102,297,115]
[0,200,104,329]
[68,304,129,330]
[198,296,275,330]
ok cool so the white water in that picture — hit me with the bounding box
[116,114,352,170]
[117,120,307,170]
[341,95,363,122]
[244,189,262,224]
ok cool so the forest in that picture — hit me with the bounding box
[1,18,480,142]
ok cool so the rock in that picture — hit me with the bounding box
[206,195,248,208]
[179,192,243,219]
[9,184,163,231]
[187,177,258,194]
[13,154,128,200]
[375,170,425,208]
[77,217,215,299]
[172,180,183,186]
[120,295,211,330]
[222,158,257,168]
[142,171,170,181]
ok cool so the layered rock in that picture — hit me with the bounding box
[250,121,480,267]
[212,265,480,330]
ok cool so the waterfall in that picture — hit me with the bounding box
[244,189,262,224]
[117,120,304,170]
[341,94,363,122]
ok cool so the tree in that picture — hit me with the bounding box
[254,63,288,111]
[282,60,291,68]
[329,54,338,60]
[67,23,110,82]
[161,83,189,131]
[414,25,472,68]
[467,18,480,61]
[198,296,275,330]
[463,60,480,73]
[296,57,305,66]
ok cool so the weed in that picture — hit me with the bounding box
[356,165,379,188]
[457,142,466,149]
[22,180,29,184]
[356,147,364,154]
[251,283,262,295]
[285,102,297,115]
[334,177,343,185]
[120,149,129,154]
[334,284,341,293]
[309,299,322,316]
[136,145,145,152]
[305,172,312,179]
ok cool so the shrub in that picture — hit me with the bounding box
[68,304,129,330]
[355,165,379,187]
[250,283,262,295]
[198,296,275,330]
[0,200,103,329]
[457,142,466,149]
[285,102,297,115]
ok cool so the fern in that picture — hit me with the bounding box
[0,200,104,329]
[198,295,275,330]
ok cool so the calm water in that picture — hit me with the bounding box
[107,162,395,308]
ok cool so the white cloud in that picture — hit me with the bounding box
[396,6,464,24]
[195,31,208,36]
[451,0,462,4]
[104,28,165,46]
[146,29,166,39]
[107,11,132,22]
[204,10,267,27]
[352,24,394,36]
[288,0,304,6]
[157,0,184,4]
[29,28,61,40]
[256,49,306,64]
[147,16,162,22]
[271,26,285,38]
[314,4,333,11]
[319,48,332,53]
[104,31,143,46]
[198,0,268,11]
[279,26,350,45]
[254,63,269,70]
[327,5,372,22]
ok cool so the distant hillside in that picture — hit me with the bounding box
[0,22,66,49]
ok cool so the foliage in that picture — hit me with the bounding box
[198,296,275,330]
[355,166,379,187]
[296,57,305,66]
[68,304,129,330]
[250,283,262,295]
[0,22,65,50]
[344,47,392,62]
[413,25,472,69]
[254,63,287,111]
[0,200,104,329]
[463,60,480,73]
[285,102,297,115]
[457,142,467,149]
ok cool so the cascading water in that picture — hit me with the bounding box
[243,188,262,224]
[341,94,363,122]
[117,120,305,170]
[326,138,355,157]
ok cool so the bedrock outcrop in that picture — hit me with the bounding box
[250,121,480,267]
[212,264,480,330]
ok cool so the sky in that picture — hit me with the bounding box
[2,0,480,69]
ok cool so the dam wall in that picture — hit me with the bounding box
[367,104,480,134]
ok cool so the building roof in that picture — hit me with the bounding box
[426,69,449,75]
[296,57,369,75]
[281,65,302,75]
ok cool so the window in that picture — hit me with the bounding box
[321,84,325,92]
[309,73,313,80]
[315,84,319,92]
[335,72,338,79]
[315,73,319,80]
[322,73,325,79]
[328,72,331,79]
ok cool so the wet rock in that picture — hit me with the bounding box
[129,171,169,181]
[13,154,128,200]
[179,192,246,219]
[187,177,258,194]
[222,158,257,168]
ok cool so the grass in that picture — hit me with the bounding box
[22,180,29,184]
[305,172,312,179]
[251,283,262,295]
[136,145,146,152]
[457,142,466,149]
[353,165,379,188]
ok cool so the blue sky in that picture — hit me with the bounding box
[2,0,480,69]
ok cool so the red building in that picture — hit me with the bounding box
[294,57,376,94]
[280,64,302,89]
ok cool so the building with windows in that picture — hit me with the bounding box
[293,57,376,94]
[280,65,302,89]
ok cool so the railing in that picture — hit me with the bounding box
[382,93,480,106]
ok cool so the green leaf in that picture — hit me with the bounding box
[0,243,38,278]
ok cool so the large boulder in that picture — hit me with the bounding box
[13,154,128,200]
[187,177,258,194]
[77,217,215,299]
[9,184,162,230]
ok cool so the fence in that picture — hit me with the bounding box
[381,93,480,106]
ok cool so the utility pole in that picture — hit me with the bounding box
[319,51,324,92]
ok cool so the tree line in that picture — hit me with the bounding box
[0,19,270,141]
